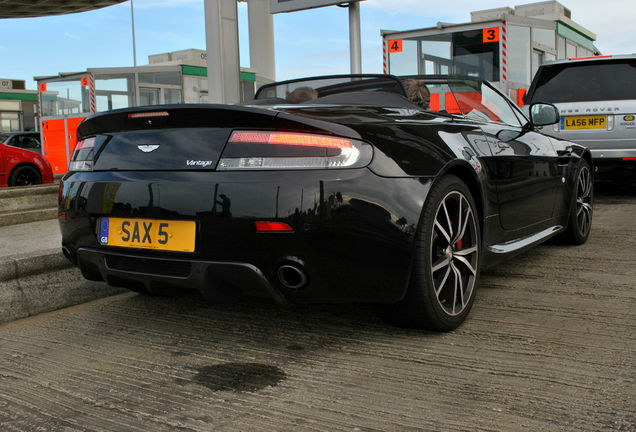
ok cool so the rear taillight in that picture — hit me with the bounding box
[69,137,96,171]
[218,131,372,170]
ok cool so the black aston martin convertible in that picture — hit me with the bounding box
[58,75,593,331]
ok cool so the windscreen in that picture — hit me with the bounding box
[401,76,523,125]
[529,59,636,103]
[254,75,407,105]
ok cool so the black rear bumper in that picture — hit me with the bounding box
[77,247,288,303]
[60,169,434,304]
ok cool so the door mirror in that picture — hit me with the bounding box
[529,103,560,126]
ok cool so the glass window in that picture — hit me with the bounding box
[421,40,451,59]
[557,36,566,59]
[532,27,555,49]
[447,79,522,126]
[407,81,453,113]
[95,73,136,112]
[577,47,591,58]
[452,29,499,81]
[566,42,576,59]
[532,50,543,79]
[10,134,40,150]
[389,39,418,76]
[112,94,130,109]
[253,75,404,104]
[508,25,531,85]
[419,37,452,76]
[425,60,435,74]
[0,112,21,132]
[164,88,182,104]
[42,80,86,115]
[528,59,636,103]
[139,88,160,106]
[96,95,109,112]
[138,71,181,86]
[96,77,129,92]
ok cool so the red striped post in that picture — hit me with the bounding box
[89,73,96,114]
[382,36,388,74]
[501,22,508,82]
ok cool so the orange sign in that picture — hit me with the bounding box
[39,82,47,92]
[388,39,403,53]
[483,27,500,43]
[81,76,90,87]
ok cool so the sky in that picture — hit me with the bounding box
[1,0,635,90]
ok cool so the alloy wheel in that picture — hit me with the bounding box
[14,167,40,186]
[576,165,593,236]
[430,191,479,316]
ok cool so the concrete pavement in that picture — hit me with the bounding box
[0,183,58,227]
[0,190,633,431]
[0,216,122,324]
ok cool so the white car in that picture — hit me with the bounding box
[523,55,636,175]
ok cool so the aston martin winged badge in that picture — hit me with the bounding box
[138,145,160,153]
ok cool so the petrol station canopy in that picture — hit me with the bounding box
[0,0,126,18]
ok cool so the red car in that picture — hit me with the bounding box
[0,132,53,187]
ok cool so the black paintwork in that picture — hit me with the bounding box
[59,75,591,303]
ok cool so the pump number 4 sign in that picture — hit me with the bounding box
[388,39,403,53]
[483,27,500,43]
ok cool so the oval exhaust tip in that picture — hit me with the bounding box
[277,264,307,290]
[61,246,74,264]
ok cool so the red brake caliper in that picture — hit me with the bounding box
[451,220,462,249]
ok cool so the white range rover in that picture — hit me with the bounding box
[523,55,636,175]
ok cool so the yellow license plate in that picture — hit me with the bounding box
[561,115,607,130]
[99,217,196,252]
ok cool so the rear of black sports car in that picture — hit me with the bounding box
[58,104,434,304]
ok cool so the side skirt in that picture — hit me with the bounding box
[482,225,564,269]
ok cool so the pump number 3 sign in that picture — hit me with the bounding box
[388,39,403,53]
[483,27,500,43]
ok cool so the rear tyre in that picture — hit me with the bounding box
[385,175,481,331]
[562,159,593,245]
[9,165,42,187]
